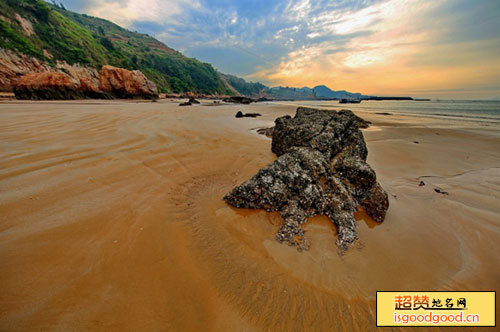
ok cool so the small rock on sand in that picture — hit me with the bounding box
[434,188,449,195]
[236,111,261,118]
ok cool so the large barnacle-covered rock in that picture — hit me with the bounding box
[224,107,389,251]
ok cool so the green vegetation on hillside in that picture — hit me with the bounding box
[220,73,267,97]
[0,0,234,94]
[0,17,44,58]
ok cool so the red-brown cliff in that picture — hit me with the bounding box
[99,65,158,99]
[13,71,85,100]
[12,65,158,100]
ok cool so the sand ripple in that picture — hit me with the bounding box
[1,101,498,331]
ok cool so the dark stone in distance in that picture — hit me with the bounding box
[434,188,449,195]
[224,96,256,104]
[235,111,261,118]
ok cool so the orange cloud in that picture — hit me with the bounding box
[248,0,500,98]
[86,0,201,27]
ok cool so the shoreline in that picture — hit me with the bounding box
[3,97,499,125]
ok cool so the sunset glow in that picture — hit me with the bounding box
[60,0,500,98]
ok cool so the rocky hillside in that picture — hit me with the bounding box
[0,0,234,95]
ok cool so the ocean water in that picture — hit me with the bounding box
[288,100,500,124]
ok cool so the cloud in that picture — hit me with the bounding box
[82,0,201,27]
[60,0,500,98]
[251,0,500,98]
[261,1,437,80]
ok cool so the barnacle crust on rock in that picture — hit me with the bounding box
[224,107,389,252]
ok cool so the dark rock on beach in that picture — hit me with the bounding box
[179,97,200,106]
[235,111,261,118]
[257,97,272,102]
[434,188,449,195]
[224,107,389,252]
[224,96,256,104]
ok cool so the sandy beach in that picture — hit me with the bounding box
[0,100,499,331]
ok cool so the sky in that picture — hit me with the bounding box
[57,0,500,99]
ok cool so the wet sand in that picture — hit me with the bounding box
[0,100,499,331]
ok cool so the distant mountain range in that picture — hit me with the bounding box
[312,85,364,99]
[266,85,365,100]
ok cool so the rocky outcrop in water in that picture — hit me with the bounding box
[224,107,389,251]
